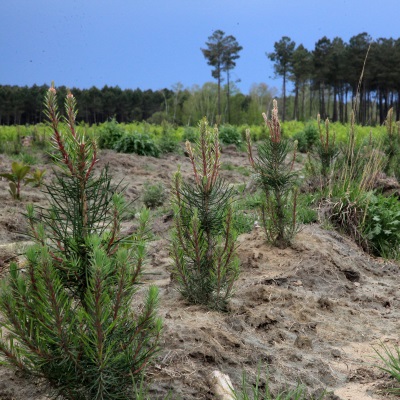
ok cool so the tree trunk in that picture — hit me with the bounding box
[282,68,286,122]
[293,82,299,120]
[226,69,231,124]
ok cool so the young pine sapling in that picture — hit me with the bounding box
[170,118,240,311]
[246,101,298,248]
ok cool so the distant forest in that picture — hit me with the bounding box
[1,33,399,126]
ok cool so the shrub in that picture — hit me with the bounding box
[115,132,160,157]
[292,124,318,154]
[156,120,180,154]
[292,131,308,153]
[142,182,167,209]
[0,86,162,399]
[182,126,199,143]
[170,118,240,311]
[219,124,242,146]
[320,114,386,251]
[362,193,400,258]
[304,123,319,150]
[246,101,298,248]
[97,118,125,149]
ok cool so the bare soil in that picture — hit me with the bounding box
[0,147,399,400]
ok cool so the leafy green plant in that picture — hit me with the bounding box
[362,193,400,258]
[0,161,31,199]
[292,124,318,154]
[170,118,240,311]
[97,117,125,149]
[219,124,242,146]
[0,85,162,399]
[115,132,160,157]
[292,131,308,153]
[25,168,46,187]
[142,182,167,209]
[246,101,298,248]
[182,126,199,143]
[156,120,180,154]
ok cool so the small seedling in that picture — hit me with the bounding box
[26,168,46,187]
[0,161,31,200]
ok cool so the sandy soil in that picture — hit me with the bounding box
[0,147,399,399]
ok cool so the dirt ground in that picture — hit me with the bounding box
[0,147,399,400]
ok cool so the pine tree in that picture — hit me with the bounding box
[0,85,162,399]
[246,101,298,248]
[170,118,239,311]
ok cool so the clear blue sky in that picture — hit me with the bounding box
[1,0,399,95]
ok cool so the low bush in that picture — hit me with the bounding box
[115,132,160,157]
[142,182,167,209]
[219,124,242,146]
[182,126,199,143]
[362,193,400,259]
[97,118,125,149]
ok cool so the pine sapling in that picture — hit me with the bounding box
[0,84,162,399]
[246,101,298,248]
[316,114,338,182]
[170,118,239,311]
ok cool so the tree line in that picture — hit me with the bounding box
[0,82,276,127]
[1,32,399,126]
[269,33,400,124]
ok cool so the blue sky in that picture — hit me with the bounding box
[1,0,399,95]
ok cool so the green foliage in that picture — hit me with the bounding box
[182,126,199,142]
[115,133,160,157]
[383,108,400,180]
[296,192,318,225]
[219,124,242,146]
[98,118,125,149]
[292,131,308,153]
[25,168,46,187]
[362,193,400,259]
[247,102,298,248]
[142,182,167,209]
[292,122,319,154]
[157,123,180,154]
[373,343,400,394]
[315,116,339,180]
[170,118,240,311]
[231,367,325,399]
[0,86,161,399]
[16,151,39,165]
[0,161,31,200]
